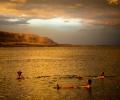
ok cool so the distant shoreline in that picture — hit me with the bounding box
[0,43,120,48]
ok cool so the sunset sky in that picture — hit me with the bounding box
[0,0,120,44]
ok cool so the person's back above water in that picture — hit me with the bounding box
[56,79,92,90]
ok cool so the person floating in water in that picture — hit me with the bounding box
[82,79,92,89]
[97,72,105,79]
[17,71,24,79]
[55,79,92,90]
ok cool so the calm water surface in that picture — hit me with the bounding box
[0,47,120,100]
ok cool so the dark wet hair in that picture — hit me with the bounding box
[101,72,104,76]
[57,83,60,89]
[88,79,92,85]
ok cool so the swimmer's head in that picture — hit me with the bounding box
[101,72,104,76]
[88,79,92,85]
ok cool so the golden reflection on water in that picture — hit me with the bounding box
[0,47,120,100]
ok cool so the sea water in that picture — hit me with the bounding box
[0,46,120,100]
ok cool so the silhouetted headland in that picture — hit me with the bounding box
[0,31,57,47]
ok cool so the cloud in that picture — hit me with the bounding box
[0,0,119,19]
[0,15,29,26]
[92,13,120,26]
[10,0,27,3]
[0,0,120,27]
[107,0,120,5]
[93,19,120,26]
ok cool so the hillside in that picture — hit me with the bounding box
[0,31,57,47]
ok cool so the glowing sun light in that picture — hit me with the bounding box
[27,17,81,27]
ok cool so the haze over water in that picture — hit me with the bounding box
[0,46,120,100]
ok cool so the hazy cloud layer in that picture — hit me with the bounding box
[0,15,29,25]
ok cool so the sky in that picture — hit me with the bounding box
[0,0,120,45]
